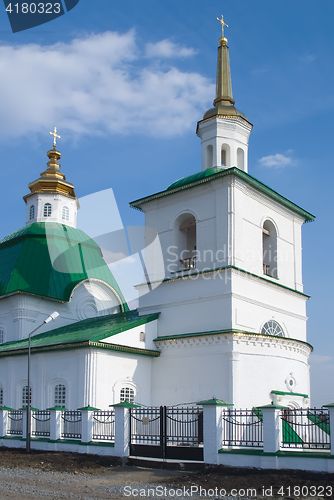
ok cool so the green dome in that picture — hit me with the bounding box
[0,222,127,306]
[167,167,224,191]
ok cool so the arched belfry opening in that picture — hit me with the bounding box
[237,148,245,170]
[221,144,230,167]
[175,213,197,271]
[206,145,213,168]
[262,220,278,278]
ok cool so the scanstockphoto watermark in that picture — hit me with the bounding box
[122,484,334,498]
[166,245,281,275]
[122,485,259,498]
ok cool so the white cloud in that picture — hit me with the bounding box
[145,39,196,59]
[258,152,295,168]
[300,53,317,65]
[0,31,212,140]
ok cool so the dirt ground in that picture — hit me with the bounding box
[0,449,332,498]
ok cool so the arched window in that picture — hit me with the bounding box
[29,205,35,220]
[176,213,197,271]
[22,386,31,407]
[261,320,285,337]
[54,384,66,406]
[120,387,135,403]
[206,145,213,168]
[0,387,3,406]
[62,206,69,221]
[237,148,245,170]
[262,220,278,278]
[221,144,230,167]
[43,203,52,217]
[0,329,5,344]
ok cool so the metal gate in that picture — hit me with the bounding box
[129,406,203,461]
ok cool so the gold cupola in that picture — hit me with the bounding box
[24,128,76,202]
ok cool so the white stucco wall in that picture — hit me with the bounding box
[152,334,311,408]
[0,348,87,409]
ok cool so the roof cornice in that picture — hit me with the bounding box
[130,167,315,222]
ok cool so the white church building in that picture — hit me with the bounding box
[0,25,315,411]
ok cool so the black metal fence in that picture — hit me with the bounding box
[32,410,51,437]
[281,408,330,450]
[61,410,82,439]
[221,408,263,448]
[129,406,204,461]
[92,410,115,441]
[166,406,203,447]
[130,406,161,446]
[7,410,23,436]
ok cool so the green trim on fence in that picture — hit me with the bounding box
[282,419,303,445]
[77,405,100,411]
[307,412,330,435]
[197,398,233,407]
[111,401,142,408]
[257,404,288,410]
[218,448,332,459]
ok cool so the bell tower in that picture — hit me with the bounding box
[196,16,252,172]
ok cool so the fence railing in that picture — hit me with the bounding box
[280,408,330,450]
[32,410,51,437]
[7,410,23,436]
[221,408,263,448]
[130,406,161,446]
[0,405,333,459]
[92,410,115,441]
[166,406,203,447]
[61,410,82,439]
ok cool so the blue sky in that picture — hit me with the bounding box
[0,0,333,404]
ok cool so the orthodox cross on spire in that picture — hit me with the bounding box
[216,15,229,38]
[49,127,61,148]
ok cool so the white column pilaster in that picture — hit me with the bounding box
[257,405,283,453]
[49,408,63,441]
[198,398,233,465]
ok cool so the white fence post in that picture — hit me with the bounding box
[197,398,233,465]
[323,403,334,455]
[0,406,11,437]
[257,404,284,453]
[112,402,140,458]
[78,406,99,443]
[49,406,63,441]
[22,408,27,439]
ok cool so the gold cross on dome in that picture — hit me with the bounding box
[49,127,61,148]
[217,15,229,38]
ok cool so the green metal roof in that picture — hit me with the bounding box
[0,310,159,354]
[130,167,315,222]
[167,167,223,191]
[0,222,127,305]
